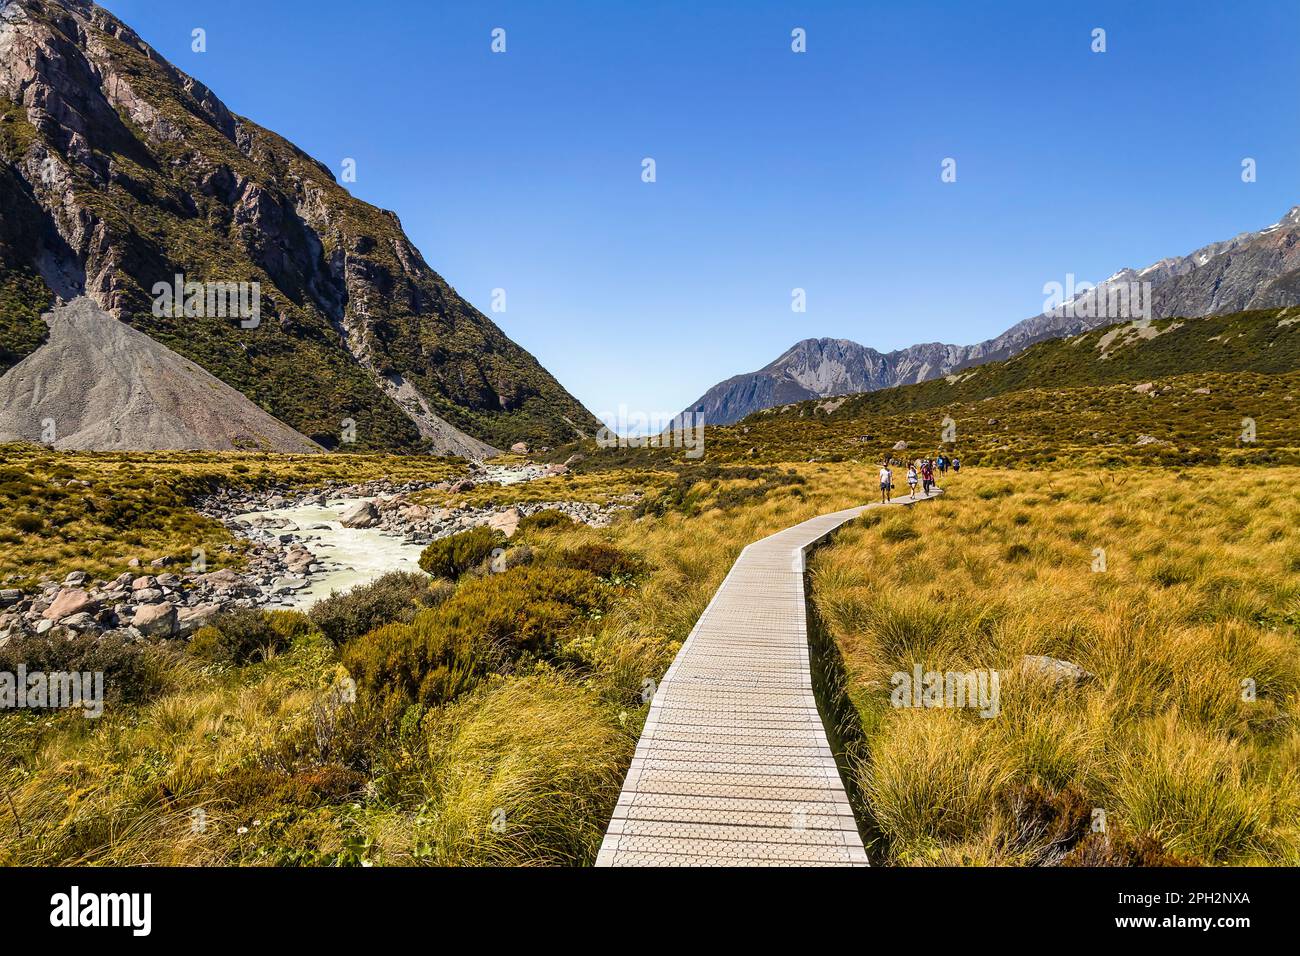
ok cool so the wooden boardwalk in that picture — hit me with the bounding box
[596,489,943,866]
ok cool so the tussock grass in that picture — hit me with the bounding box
[810,466,1300,865]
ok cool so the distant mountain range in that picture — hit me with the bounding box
[682,206,1300,425]
[699,304,1300,466]
[0,0,598,455]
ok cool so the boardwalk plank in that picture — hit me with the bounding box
[596,489,943,866]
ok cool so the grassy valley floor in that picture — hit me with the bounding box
[809,466,1300,865]
[1,447,1297,865]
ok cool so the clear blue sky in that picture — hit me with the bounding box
[103,0,1300,420]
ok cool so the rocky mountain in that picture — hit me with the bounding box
[0,0,598,454]
[683,206,1300,425]
[0,297,324,452]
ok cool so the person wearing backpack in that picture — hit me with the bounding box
[920,459,934,495]
[879,461,894,503]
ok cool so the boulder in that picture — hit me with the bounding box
[0,589,22,607]
[487,508,521,538]
[1132,382,1155,394]
[133,588,164,603]
[132,602,178,637]
[63,570,88,586]
[510,442,530,455]
[340,500,380,528]
[43,588,97,621]
[450,479,476,494]
[1020,654,1092,686]
[131,575,156,591]
[59,612,98,631]
[892,440,908,450]
[563,453,585,467]
[200,568,244,590]
[177,603,222,635]
[1192,386,1212,395]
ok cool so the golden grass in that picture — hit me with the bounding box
[810,466,1300,865]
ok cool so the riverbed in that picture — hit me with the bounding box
[232,498,425,610]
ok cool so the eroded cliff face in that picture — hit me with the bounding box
[0,0,596,454]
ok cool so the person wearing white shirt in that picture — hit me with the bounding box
[879,462,893,503]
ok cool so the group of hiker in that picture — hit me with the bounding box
[877,452,960,503]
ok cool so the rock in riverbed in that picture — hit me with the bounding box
[340,500,380,528]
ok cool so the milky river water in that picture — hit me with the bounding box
[233,498,425,610]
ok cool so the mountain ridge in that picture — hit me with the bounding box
[682,205,1300,425]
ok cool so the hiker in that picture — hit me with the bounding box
[937,453,948,475]
[879,461,893,503]
[906,461,919,497]
[920,459,934,495]
[952,456,961,473]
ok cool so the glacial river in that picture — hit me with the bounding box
[232,498,425,610]
[231,464,552,610]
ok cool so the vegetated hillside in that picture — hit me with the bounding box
[704,307,1300,466]
[0,0,598,452]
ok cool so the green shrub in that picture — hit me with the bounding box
[418,527,505,579]
[265,609,322,646]
[12,513,42,534]
[308,570,429,645]
[517,509,574,534]
[188,608,290,666]
[555,542,646,581]
[0,629,183,707]
[343,566,608,707]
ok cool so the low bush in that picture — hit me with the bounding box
[343,566,608,708]
[188,608,291,666]
[517,509,574,534]
[0,629,182,707]
[555,542,647,581]
[418,527,505,579]
[308,571,430,645]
